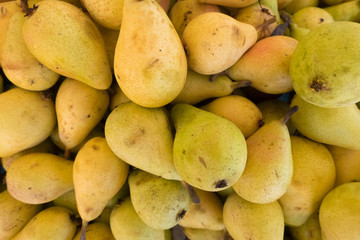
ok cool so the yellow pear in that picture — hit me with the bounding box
[11,206,77,240]
[278,136,336,227]
[22,0,112,90]
[1,11,60,91]
[324,0,360,22]
[6,153,74,204]
[183,228,229,240]
[56,78,109,151]
[223,193,285,240]
[98,26,119,72]
[0,88,56,157]
[198,0,257,8]
[52,190,79,217]
[109,82,131,111]
[0,190,43,240]
[73,222,114,240]
[284,0,319,14]
[319,182,360,240]
[289,210,322,240]
[114,0,187,108]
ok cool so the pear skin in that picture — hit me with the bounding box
[289,210,322,240]
[109,82,131,111]
[73,222,115,240]
[183,228,229,240]
[197,0,257,8]
[52,190,79,216]
[284,0,319,14]
[22,0,112,90]
[291,7,334,30]
[114,0,187,108]
[324,1,360,22]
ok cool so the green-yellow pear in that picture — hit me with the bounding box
[169,0,220,37]
[228,35,298,94]
[81,0,124,30]
[327,145,360,186]
[198,0,257,8]
[73,137,129,230]
[200,95,263,139]
[114,0,187,108]
[324,0,360,22]
[73,222,115,240]
[56,78,109,151]
[128,169,191,230]
[97,26,119,72]
[290,21,360,108]
[290,94,360,150]
[52,190,79,216]
[109,82,131,111]
[105,101,181,180]
[0,88,56,157]
[183,228,229,240]
[1,11,60,91]
[292,7,334,30]
[171,104,247,192]
[289,210,322,240]
[0,190,43,240]
[278,136,336,227]
[284,0,319,14]
[232,107,297,204]
[319,182,360,240]
[11,206,77,240]
[110,197,170,240]
[223,193,285,240]
[278,0,294,9]
[22,0,112,90]
[321,0,353,5]
[182,12,257,75]
[6,153,74,204]
[179,188,225,230]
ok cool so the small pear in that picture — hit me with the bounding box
[197,0,257,8]
[56,78,109,151]
[291,7,334,30]
[114,0,187,108]
[223,193,285,240]
[11,206,77,240]
[172,103,247,192]
[324,1,360,22]
[105,101,180,180]
[319,182,360,240]
[290,94,360,150]
[128,169,191,230]
[289,210,322,240]
[110,197,169,240]
[73,222,115,240]
[232,107,297,204]
[22,0,112,90]
[0,88,56,157]
[6,153,74,204]
[0,190,43,240]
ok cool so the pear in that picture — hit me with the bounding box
[327,145,360,186]
[183,228,229,240]
[128,169,191,230]
[289,210,322,240]
[232,106,298,204]
[73,137,129,233]
[73,222,115,240]
[322,0,352,5]
[200,95,263,139]
[114,0,187,108]
[291,7,334,30]
[11,206,77,240]
[81,0,124,30]
[0,88,56,157]
[197,0,257,8]
[228,35,298,94]
[56,78,109,151]
[168,0,220,37]
[110,197,169,240]
[97,26,120,72]
[0,190,43,240]
[278,0,293,9]
[182,12,257,75]
[223,193,285,240]
[6,152,74,204]
[171,103,247,192]
[290,21,360,108]
[105,101,181,180]
[290,94,360,150]
[324,0,360,22]
[52,190,79,216]
[319,182,360,240]
[109,82,131,111]
[284,0,319,14]
[278,136,336,227]
[22,0,112,90]
[1,11,60,91]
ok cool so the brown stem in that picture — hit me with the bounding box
[282,105,299,125]
[255,16,277,32]
[209,70,228,82]
[79,220,88,240]
[181,181,200,204]
[231,80,252,90]
[21,0,38,17]
[64,148,70,160]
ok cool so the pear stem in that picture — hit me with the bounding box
[64,148,70,160]
[231,80,252,90]
[282,105,299,125]
[21,0,38,17]
[79,220,88,240]
[181,181,200,204]
[255,16,277,32]
[209,70,228,82]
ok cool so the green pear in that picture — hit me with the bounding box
[56,78,109,151]
[290,94,360,150]
[6,153,74,204]
[128,169,191,230]
[114,0,187,108]
[197,0,257,8]
[182,12,257,75]
[73,222,115,240]
[278,136,336,227]
[223,193,284,240]
[319,182,360,240]
[0,190,43,240]
[289,210,322,240]
[11,206,77,240]
[171,103,247,192]
[291,7,334,30]
[22,0,112,90]
[324,0,360,22]
[105,101,181,180]
[228,35,298,94]
[290,21,360,108]
[232,107,297,204]
[0,88,56,157]
[284,0,319,14]
[110,197,169,240]
[183,228,229,240]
